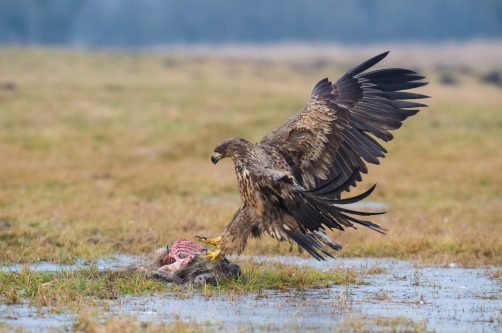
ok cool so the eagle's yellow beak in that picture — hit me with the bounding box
[211,152,222,164]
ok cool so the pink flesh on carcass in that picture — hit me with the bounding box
[160,239,206,269]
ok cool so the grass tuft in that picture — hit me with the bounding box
[209,261,363,293]
[0,262,366,307]
[0,266,179,307]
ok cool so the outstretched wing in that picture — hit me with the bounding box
[260,51,428,193]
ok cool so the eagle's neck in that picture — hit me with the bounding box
[228,141,266,216]
[228,139,255,164]
[229,140,277,169]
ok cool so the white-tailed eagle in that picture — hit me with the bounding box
[196,52,428,261]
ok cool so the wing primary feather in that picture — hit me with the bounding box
[337,141,367,174]
[390,101,428,108]
[333,145,363,184]
[350,130,387,157]
[376,91,429,100]
[338,213,387,234]
[302,172,343,193]
[342,131,381,164]
[315,167,361,197]
[375,81,428,92]
[343,51,390,77]
[354,102,410,121]
[334,206,386,216]
[325,184,377,203]
[349,113,394,141]
[258,52,427,223]
[356,68,417,79]
[349,130,387,156]
[359,75,426,85]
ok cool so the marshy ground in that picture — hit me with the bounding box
[0,43,501,332]
[1,256,501,332]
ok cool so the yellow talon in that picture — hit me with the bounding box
[204,249,225,262]
[195,235,222,248]
[195,236,225,261]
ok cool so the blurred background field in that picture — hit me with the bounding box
[1,42,501,266]
[0,0,502,268]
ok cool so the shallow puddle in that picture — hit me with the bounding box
[1,256,501,332]
[1,254,139,272]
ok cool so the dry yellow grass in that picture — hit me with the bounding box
[73,310,211,333]
[0,46,501,266]
[338,314,432,333]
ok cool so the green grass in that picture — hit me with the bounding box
[205,261,363,294]
[0,262,364,307]
[0,266,177,307]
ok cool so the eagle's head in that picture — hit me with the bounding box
[211,137,250,164]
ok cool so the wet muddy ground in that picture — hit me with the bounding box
[1,256,501,332]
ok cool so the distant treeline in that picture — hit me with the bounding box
[1,0,502,47]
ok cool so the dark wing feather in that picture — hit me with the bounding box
[261,51,428,193]
[283,175,386,260]
[243,163,383,260]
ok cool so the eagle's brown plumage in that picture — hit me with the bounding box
[209,52,428,260]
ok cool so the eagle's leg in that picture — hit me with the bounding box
[195,235,225,261]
